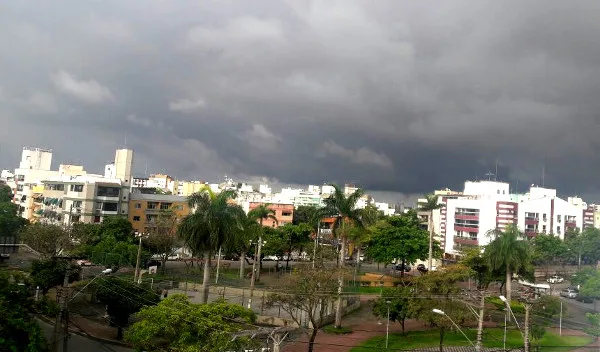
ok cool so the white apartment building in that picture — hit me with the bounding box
[440,180,594,256]
[9,147,134,224]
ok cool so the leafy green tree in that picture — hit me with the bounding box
[485,225,532,303]
[232,213,261,279]
[0,270,48,351]
[0,198,27,239]
[530,234,568,274]
[366,211,439,274]
[580,269,600,309]
[94,275,160,339]
[584,313,600,344]
[266,265,345,352]
[30,259,81,294]
[373,286,412,333]
[278,223,312,269]
[0,184,13,202]
[580,228,600,265]
[125,294,256,352]
[177,187,243,303]
[571,267,597,288]
[98,216,134,242]
[410,265,473,352]
[418,194,445,269]
[293,205,321,225]
[322,184,365,328]
[89,235,143,269]
[19,223,72,258]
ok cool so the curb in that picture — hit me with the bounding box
[37,315,131,348]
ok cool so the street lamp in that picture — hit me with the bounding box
[432,309,476,349]
[385,301,391,349]
[69,268,112,302]
[499,295,524,337]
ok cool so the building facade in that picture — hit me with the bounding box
[128,193,190,233]
[247,202,294,227]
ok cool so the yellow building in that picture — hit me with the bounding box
[174,180,206,197]
[128,193,191,233]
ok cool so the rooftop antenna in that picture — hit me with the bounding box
[542,165,545,187]
[495,159,499,181]
[144,161,148,177]
[485,171,495,181]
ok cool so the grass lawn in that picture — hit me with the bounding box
[352,328,592,352]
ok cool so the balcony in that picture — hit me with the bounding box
[524,218,539,225]
[455,214,479,221]
[454,237,478,246]
[454,225,479,233]
[565,221,577,228]
[525,231,537,237]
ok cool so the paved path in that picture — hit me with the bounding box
[39,318,132,352]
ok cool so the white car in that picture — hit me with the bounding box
[547,275,564,284]
[263,255,279,261]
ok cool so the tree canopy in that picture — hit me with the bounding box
[19,223,72,258]
[0,270,48,351]
[94,275,160,339]
[366,211,438,266]
[125,294,257,352]
[30,258,81,294]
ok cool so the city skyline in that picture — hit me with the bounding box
[2,1,600,202]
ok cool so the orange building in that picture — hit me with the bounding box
[128,193,191,233]
[248,202,294,227]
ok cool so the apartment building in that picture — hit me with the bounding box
[247,202,294,227]
[9,147,134,224]
[439,180,593,256]
[128,193,190,233]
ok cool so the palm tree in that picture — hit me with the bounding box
[235,213,260,279]
[246,204,278,309]
[418,194,445,270]
[322,184,364,328]
[485,224,531,303]
[177,186,243,303]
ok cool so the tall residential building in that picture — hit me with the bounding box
[439,180,593,257]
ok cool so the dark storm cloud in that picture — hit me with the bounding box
[2,0,600,201]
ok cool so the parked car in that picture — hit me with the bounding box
[560,287,579,299]
[394,263,411,272]
[576,294,594,303]
[263,255,279,261]
[144,259,162,268]
[547,275,564,284]
[417,264,428,272]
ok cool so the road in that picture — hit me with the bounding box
[39,319,132,352]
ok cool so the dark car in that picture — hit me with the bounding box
[417,264,428,272]
[576,294,594,304]
[394,263,411,272]
[144,259,162,268]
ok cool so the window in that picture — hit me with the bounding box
[525,212,538,220]
[147,202,158,209]
[557,215,561,223]
[542,225,546,233]
[94,216,101,223]
[71,215,80,223]
[557,226,561,234]
[456,208,479,216]
[133,216,141,222]
[160,203,172,210]
[102,202,118,212]
[72,201,82,208]
[45,184,65,191]
[542,213,547,221]
[16,175,25,181]
[455,219,479,228]
[282,211,292,217]
[135,203,142,209]
[146,215,157,223]
[70,184,83,192]
[97,186,120,197]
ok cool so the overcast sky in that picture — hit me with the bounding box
[2,0,600,203]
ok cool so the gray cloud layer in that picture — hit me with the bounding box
[2,0,600,201]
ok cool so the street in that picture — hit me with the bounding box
[38,319,132,352]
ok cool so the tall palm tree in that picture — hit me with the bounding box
[418,194,445,270]
[322,184,364,328]
[177,186,243,303]
[247,204,278,309]
[235,213,260,279]
[485,224,531,303]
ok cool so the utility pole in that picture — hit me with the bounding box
[475,293,485,352]
[134,232,144,283]
[52,270,70,352]
[524,302,532,352]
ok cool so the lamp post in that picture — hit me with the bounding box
[70,268,112,302]
[499,295,524,337]
[133,231,147,284]
[385,301,391,349]
[432,309,476,350]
